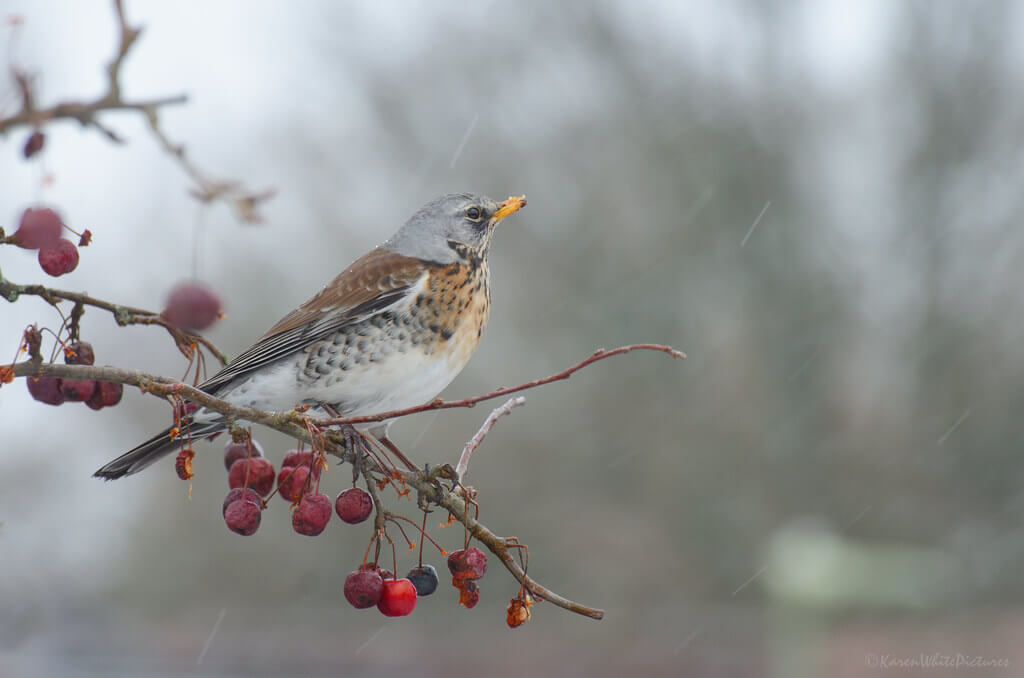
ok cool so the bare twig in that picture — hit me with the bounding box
[456,396,525,481]
[318,344,686,427]
[1,0,274,222]
[0,276,228,365]
[0,1,182,137]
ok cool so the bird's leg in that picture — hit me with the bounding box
[318,402,363,465]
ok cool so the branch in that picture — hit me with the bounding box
[0,275,228,365]
[319,344,686,427]
[456,396,525,481]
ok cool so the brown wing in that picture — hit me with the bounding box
[200,248,427,394]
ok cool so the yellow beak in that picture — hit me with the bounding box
[491,195,527,223]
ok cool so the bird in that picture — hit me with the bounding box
[94,192,526,479]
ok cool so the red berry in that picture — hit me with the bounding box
[406,565,439,596]
[85,381,123,410]
[60,379,96,402]
[163,281,221,331]
[281,449,309,467]
[13,207,62,249]
[224,499,261,536]
[344,569,384,609]
[64,341,95,365]
[277,465,311,502]
[175,448,195,480]
[291,493,332,536]
[222,487,262,517]
[26,375,64,405]
[447,547,488,581]
[228,457,276,496]
[335,487,374,524]
[223,438,264,470]
[23,130,45,158]
[38,238,79,276]
[281,449,321,476]
[377,578,417,617]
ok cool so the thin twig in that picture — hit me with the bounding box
[0,0,274,222]
[318,344,685,427]
[0,276,228,365]
[456,396,525,481]
[0,1,182,137]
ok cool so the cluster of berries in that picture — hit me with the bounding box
[199,441,375,538]
[342,547,488,618]
[9,207,89,277]
[177,438,493,618]
[25,340,123,409]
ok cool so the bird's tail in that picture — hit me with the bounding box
[93,420,223,479]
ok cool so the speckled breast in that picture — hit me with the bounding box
[293,255,490,415]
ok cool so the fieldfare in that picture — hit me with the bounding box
[94,192,526,479]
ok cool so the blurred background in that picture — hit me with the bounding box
[3,1,1024,676]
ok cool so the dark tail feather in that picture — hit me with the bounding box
[94,421,223,479]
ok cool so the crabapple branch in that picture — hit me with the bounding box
[5,342,684,621]
[0,275,228,365]
[6,359,604,618]
[456,395,526,481]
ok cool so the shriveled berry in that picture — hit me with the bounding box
[163,281,221,331]
[26,375,64,405]
[38,238,79,276]
[507,597,532,628]
[457,579,480,609]
[223,438,264,470]
[85,381,123,410]
[222,487,262,517]
[60,378,96,402]
[335,487,374,524]
[13,207,62,249]
[377,578,417,617]
[175,448,195,480]
[360,562,393,580]
[23,130,45,158]
[64,341,95,365]
[291,493,332,536]
[228,457,276,496]
[447,547,488,581]
[344,569,384,609]
[277,465,311,502]
[406,565,439,596]
[224,499,261,536]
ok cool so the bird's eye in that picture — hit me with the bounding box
[465,206,482,221]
